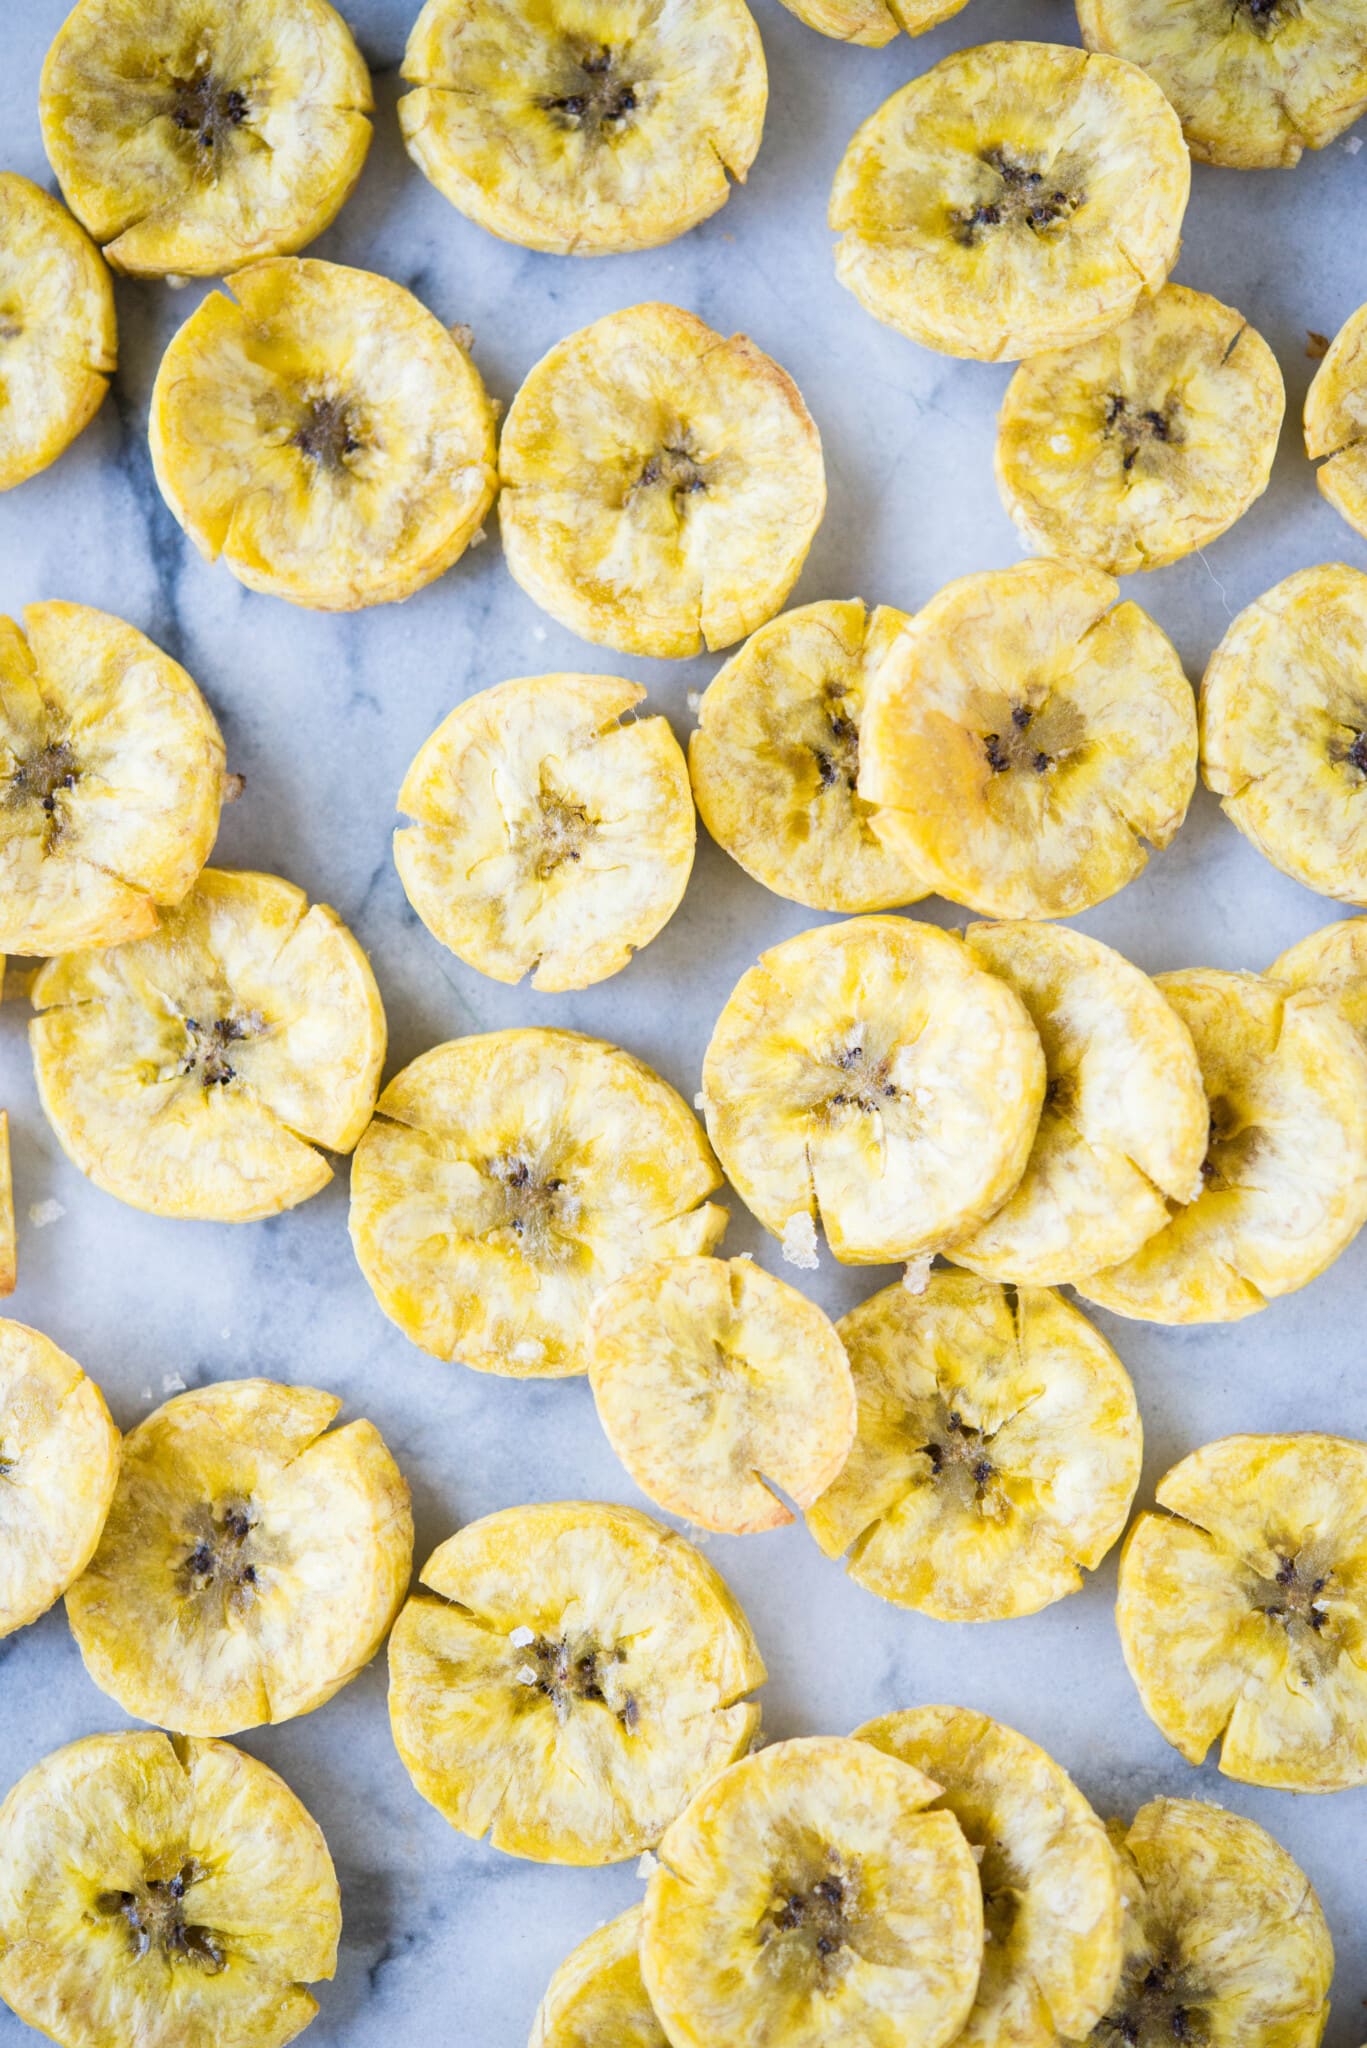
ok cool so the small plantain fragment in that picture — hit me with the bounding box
[0,1318,119,1639]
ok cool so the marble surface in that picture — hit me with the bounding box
[3,0,1367,2039]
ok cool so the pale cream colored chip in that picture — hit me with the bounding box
[588,1255,855,1534]
[149,258,497,611]
[31,867,387,1224]
[1201,563,1367,900]
[776,0,970,43]
[40,0,373,277]
[0,1730,340,2048]
[1089,1798,1332,2048]
[400,0,766,255]
[641,1735,983,2048]
[702,916,1044,1266]
[0,173,115,492]
[807,1274,1141,1620]
[830,41,1189,362]
[0,1115,13,1298]
[0,602,227,956]
[530,1906,665,2048]
[688,600,927,913]
[1306,300,1367,541]
[387,1501,764,1864]
[1117,1432,1367,1793]
[0,1319,119,1639]
[997,284,1284,575]
[349,1027,726,1376]
[854,1705,1123,2048]
[1078,0,1367,168]
[66,1378,413,1738]
[948,922,1207,1285]
[1078,968,1367,1323]
[394,673,695,991]
[1271,915,1367,1044]
[498,302,826,659]
[859,561,1197,919]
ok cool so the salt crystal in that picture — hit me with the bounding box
[780,1212,819,1271]
[902,1253,932,1296]
[516,1664,539,1686]
[686,690,704,715]
[532,625,548,641]
[161,1373,187,1395]
[1346,135,1363,154]
[511,1338,545,1366]
[27,1199,63,1228]
[693,1092,706,1111]
[637,1852,659,1879]
[509,1624,535,1648]
[1049,433,1070,453]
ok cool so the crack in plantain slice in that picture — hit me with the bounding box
[948,921,1207,1285]
[400,0,766,256]
[39,0,373,278]
[0,174,115,491]
[0,602,227,956]
[0,1730,341,2048]
[1078,0,1367,169]
[395,673,694,991]
[1202,563,1367,901]
[830,42,1189,362]
[997,284,1284,575]
[807,1273,1141,1620]
[66,1377,413,1738]
[149,257,498,611]
[1078,967,1367,1323]
[387,1501,764,1865]
[0,1319,119,1640]
[31,867,387,1223]
[854,1705,1123,2047]
[498,303,826,659]
[859,560,1197,920]
[349,1027,726,1375]
[588,1254,856,1534]
[640,1734,983,2048]
[529,1906,666,2048]
[1306,300,1367,543]
[689,599,928,913]
[1117,1433,1367,1792]
[776,0,971,45]
[701,916,1045,1266]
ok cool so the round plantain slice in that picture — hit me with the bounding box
[39,0,373,279]
[349,1027,727,1376]
[1087,1797,1332,2048]
[0,601,227,957]
[859,561,1197,919]
[149,257,497,612]
[394,673,695,992]
[0,174,115,492]
[701,916,1045,1267]
[0,1729,340,2048]
[640,1734,983,2048]
[807,1274,1141,1621]
[30,866,387,1224]
[0,1319,120,1640]
[854,1705,1122,2048]
[498,302,826,659]
[399,0,766,256]
[996,285,1284,576]
[1201,563,1367,901]
[530,1906,665,2048]
[829,42,1189,364]
[947,922,1207,1286]
[1306,300,1367,542]
[387,1500,764,1864]
[587,1254,856,1535]
[66,1378,413,1738]
[776,0,970,44]
[1271,914,1367,1042]
[688,599,928,913]
[1077,0,1367,170]
[1077,968,1367,1323]
[1117,1432,1367,1793]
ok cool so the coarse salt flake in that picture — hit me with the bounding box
[509,1625,535,1648]
[28,1199,63,1228]
[902,1253,933,1296]
[781,1212,820,1271]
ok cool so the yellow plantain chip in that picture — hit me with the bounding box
[1117,1432,1367,1792]
[0,173,115,492]
[859,560,1197,919]
[854,1705,1123,2047]
[807,1274,1141,1621]
[1306,299,1367,543]
[588,1254,856,1534]
[66,1378,414,1738]
[640,1734,983,2048]
[529,1906,665,2048]
[387,1500,765,1864]
[0,1319,119,1639]
[776,0,970,44]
